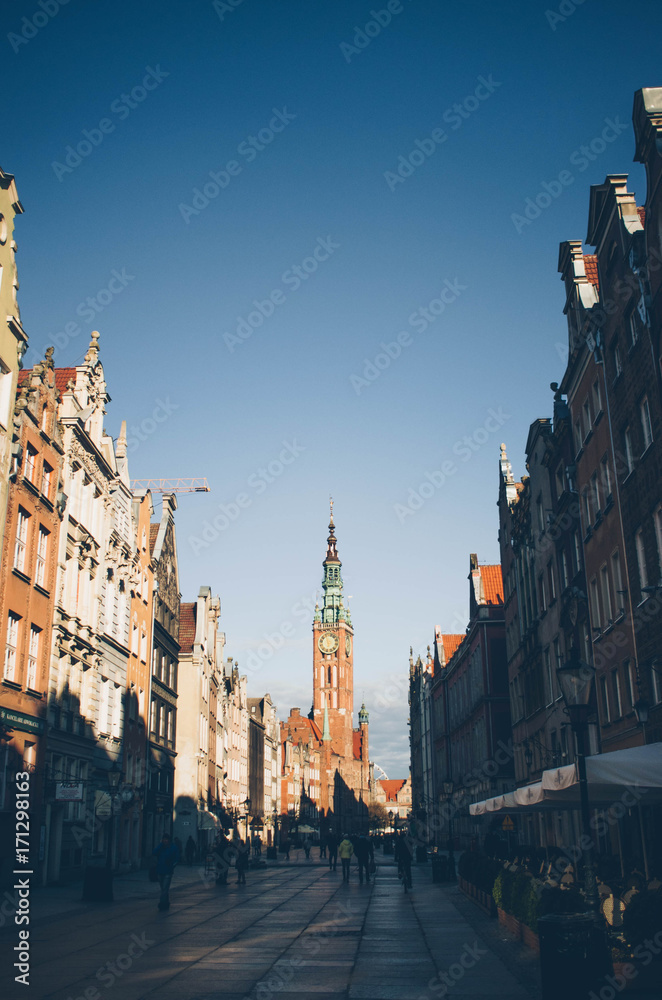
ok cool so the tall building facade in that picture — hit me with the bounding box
[0,167,27,558]
[0,350,64,887]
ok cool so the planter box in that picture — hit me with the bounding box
[458,877,496,917]
[497,907,540,952]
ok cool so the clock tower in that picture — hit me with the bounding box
[312,501,355,762]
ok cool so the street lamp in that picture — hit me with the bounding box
[442,780,455,879]
[556,654,599,915]
[106,762,122,870]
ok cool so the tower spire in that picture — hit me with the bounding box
[320,501,348,624]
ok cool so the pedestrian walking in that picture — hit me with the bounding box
[303,836,311,860]
[395,831,413,890]
[255,835,262,857]
[152,833,180,910]
[327,832,338,871]
[236,838,249,884]
[185,835,196,865]
[282,836,291,861]
[338,834,354,882]
[214,831,232,885]
[355,832,374,884]
[319,835,327,859]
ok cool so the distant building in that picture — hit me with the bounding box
[175,587,224,854]
[430,557,512,850]
[373,777,412,824]
[145,494,180,850]
[408,645,434,840]
[247,694,279,844]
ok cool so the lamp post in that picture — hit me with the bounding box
[442,780,455,879]
[106,761,122,870]
[556,654,599,915]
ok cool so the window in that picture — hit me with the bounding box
[14,508,30,573]
[613,341,622,378]
[624,427,635,475]
[590,577,601,629]
[131,624,139,656]
[629,304,644,345]
[24,445,37,483]
[582,489,593,532]
[555,463,565,499]
[99,678,110,734]
[150,699,157,734]
[655,506,662,583]
[4,612,20,681]
[652,664,662,705]
[35,526,49,587]
[592,379,602,417]
[537,497,545,534]
[624,660,635,708]
[42,463,53,499]
[574,419,582,455]
[26,625,40,690]
[591,472,601,518]
[600,675,611,723]
[611,550,624,613]
[600,564,612,624]
[601,455,612,503]
[0,359,12,430]
[140,630,147,663]
[582,399,592,440]
[560,549,570,590]
[573,531,582,574]
[544,647,554,705]
[611,671,622,718]
[635,528,648,593]
[640,397,653,452]
[547,561,556,602]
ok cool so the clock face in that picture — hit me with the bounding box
[318,632,339,654]
[345,635,352,657]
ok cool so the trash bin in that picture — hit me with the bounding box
[431,856,447,883]
[538,912,612,1000]
[82,866,113,902]
[416,846,427,864]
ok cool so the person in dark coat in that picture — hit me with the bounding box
[354,833,375,884]
[235,838,249,884]
[326,832,338,871]
[152,834,180,910]
[185,836,197,865]
[214,831,233,885]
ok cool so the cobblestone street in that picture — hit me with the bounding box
[0,856,540,1000]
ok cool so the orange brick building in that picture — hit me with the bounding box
[0,350,64,882]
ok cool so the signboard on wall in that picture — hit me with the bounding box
[55,782,84,802]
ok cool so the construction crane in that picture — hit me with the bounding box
[129,478,210,493]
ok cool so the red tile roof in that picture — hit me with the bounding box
[443,634,464,661]
[638,207,645,227]
[149,523,159,555]
[18,367,77,396]
[378,778,406,802]
[584,255,599,290]
[178,602,196,654]
[480,564,504,604]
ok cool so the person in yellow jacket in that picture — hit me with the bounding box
[338,834,354,882]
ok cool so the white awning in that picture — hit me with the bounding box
[469,742,662,816]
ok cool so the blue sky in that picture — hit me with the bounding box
[7,0,662,774]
